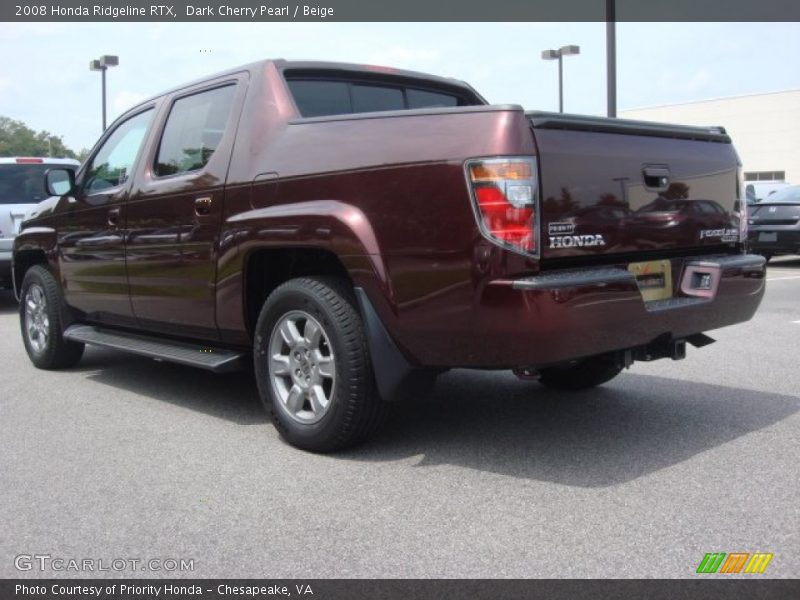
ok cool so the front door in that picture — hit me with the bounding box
[59,107,156,326]
[126,77,245,341]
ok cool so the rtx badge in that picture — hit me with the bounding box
[548,222,575,235]
[549,234,606,248]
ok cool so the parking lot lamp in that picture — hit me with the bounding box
[89,55,119,131]
[541,45,580,113]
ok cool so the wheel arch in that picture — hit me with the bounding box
[12,227,59,301]
[231,200,394,335]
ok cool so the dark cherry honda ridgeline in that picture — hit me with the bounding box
[13,60,765,451]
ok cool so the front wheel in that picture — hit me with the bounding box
[538,354,623,390]
[19,265,84,369]
[253,277,388,452]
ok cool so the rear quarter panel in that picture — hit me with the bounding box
[218,94,539,355]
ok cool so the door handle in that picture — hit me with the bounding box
[643,166,670,190]
[194,196,213,216]
[107,207,120,226]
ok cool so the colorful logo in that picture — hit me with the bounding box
[696,552,773,574]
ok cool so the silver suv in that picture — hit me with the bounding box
[0,157,80,288]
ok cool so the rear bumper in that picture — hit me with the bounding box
[388,253,766,368]
[748,229,800,254]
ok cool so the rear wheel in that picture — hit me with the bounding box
[19,265,84,369]
[253,277,388,452]
[538,354,623,390]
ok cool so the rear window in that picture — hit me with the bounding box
[0,163,77,204]
[288,81,351,117]
[761,186,800,204]
[407,88,459,109]
[286,75,477,118]
[352,84,404,113]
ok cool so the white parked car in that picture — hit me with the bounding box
[0,157,80,288]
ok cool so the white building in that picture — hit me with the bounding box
[620,90,800,187]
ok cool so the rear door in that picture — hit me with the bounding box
[126,74,246,341]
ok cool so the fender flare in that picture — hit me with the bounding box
[230,199,394,300]
[12,227,59,300]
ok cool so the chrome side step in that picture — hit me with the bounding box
[64,325,246,373]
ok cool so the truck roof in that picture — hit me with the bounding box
[121,59,481,116]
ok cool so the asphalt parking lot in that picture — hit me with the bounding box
[1,258,798,579]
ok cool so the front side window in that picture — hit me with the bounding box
[154,85,236,177]
[84,109,153,195]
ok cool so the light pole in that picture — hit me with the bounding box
[541,45,580,113]
[606,0,617,117]
[89,55,119,131]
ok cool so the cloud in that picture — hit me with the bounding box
[111,90,149,117]
[366,46,441,70]
[0,76,13,94]
[3,23,68,40]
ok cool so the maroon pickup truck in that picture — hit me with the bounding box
[13,60,765,451]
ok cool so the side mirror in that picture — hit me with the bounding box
[45,168,75,196]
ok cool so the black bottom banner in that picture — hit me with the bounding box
[2,579,799,600]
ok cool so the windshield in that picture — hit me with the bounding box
[760,186,800,204]
[0,163,75,204]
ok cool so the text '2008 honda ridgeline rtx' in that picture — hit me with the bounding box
[13,60,765,452]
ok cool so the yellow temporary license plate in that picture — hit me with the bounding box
[627,259,673,302]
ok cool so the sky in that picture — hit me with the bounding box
[1,21,799,152]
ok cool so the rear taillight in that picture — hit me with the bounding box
[466,158,538,254]
[15,157,43,164]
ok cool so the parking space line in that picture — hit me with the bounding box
[766,275,800,281]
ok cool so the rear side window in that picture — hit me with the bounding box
[155,85,236,177]
[287,76,476,118]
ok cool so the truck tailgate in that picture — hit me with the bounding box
[529,112,741,260]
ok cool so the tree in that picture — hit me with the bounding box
[0,116,80,159]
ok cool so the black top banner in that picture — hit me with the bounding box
[3,0,800,22]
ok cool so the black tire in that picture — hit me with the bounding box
[19,265,84,369]
[253,277,388,452]
[538,354,623,391]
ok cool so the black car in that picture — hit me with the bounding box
[748,185,800,261]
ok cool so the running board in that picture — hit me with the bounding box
[63,325,246,373]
